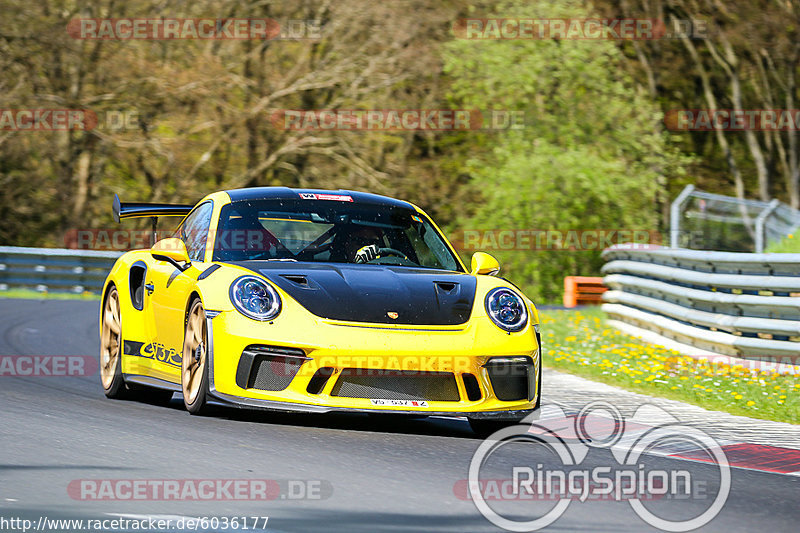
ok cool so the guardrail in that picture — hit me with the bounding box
[0,246,122,294]
[601,245,800,360]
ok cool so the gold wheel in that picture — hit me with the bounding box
[182,299,208,410]
[100,287,122,391]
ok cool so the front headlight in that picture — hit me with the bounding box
[485,287,528,332]
[229,276,281,321]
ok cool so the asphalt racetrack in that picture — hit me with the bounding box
[1,299,798,532]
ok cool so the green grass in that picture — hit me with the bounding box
[541,307,800,424]
[766,232,800,253]
[0,288,97,300]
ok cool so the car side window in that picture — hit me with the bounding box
[179,202,213,262]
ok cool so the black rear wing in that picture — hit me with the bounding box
[113,193,196,246]
[112,193,194,223]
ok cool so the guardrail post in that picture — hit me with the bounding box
[670,184,695,248]
[755,199,781,253]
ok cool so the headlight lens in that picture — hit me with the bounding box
[229,276,281,321]
[485,287,528,332]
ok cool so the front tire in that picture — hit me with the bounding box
[182,298,210,415]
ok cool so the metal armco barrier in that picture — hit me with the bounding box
[601,245,800,360]
[0,246,122,293]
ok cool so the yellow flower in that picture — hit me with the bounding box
[734,394,743,400]
[746,401,755,406]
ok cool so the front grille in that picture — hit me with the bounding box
[235,345,308,392]
[331,369,460,402]
[250,356,303,391]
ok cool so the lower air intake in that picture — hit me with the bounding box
[331,369,460,402]
[484,357,536,401]
[236,345,308,392]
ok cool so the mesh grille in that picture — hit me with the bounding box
[331,369,460,401]
[249,356,303,392]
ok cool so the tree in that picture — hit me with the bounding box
[443,0,687,301]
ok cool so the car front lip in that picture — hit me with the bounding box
[206,389,539,420]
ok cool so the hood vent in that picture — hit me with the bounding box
[281,274,310,287]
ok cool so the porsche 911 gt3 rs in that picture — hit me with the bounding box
[100,187,541,432]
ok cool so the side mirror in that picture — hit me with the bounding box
[151,238,191,270]
[470,252,500,276]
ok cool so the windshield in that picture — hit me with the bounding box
[212,199,462,271]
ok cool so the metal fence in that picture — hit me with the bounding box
[670,184,800,252]
[0,246,122,294]
[601,244,800,360]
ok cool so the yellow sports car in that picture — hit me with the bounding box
[100,187,541,433]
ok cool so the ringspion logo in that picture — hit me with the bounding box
[466,402,730,531]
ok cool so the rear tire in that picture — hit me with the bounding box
[182,298,210,415]
[100,286,127,399]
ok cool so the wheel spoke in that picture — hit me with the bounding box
[103,312,114,331]
[193,313,203,338]
[100,289,121,391]
[111,295,120,320]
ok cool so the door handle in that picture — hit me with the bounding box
[144,283,155,294]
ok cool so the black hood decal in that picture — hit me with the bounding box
[225,262,476,325]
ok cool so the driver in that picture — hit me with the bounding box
[342,226,384,263]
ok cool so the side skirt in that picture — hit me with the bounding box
[123,374,182,392]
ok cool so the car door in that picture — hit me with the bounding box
[145,201,213,382]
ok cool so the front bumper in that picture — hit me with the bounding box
[204,309,541,419]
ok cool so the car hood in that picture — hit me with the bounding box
[225,261,477,325]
